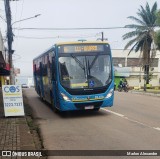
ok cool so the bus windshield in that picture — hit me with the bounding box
[59,53,112,89]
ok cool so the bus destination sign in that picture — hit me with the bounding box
[60,45,104,53]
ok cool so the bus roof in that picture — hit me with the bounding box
[56,41,109,46]
[33,41,109,61]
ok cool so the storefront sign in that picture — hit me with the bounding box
[2,85,25,117]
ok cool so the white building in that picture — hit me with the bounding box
[112,49,160,87]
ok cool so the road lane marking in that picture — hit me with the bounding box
[103,109,125,117]
[153,127,160,131]
[101,108,160,132]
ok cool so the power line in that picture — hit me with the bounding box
[15,34,100,39]
[14,27,126,30]
[13,25,160,31]
[0,15,6,22]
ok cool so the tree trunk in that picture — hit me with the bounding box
[146,48,150,84]
[143,46,151,91]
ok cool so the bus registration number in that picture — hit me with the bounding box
[85,105,94,110]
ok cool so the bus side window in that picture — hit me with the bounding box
[40,62,42,76]
[34,64,36,75]
[52,57,56,80]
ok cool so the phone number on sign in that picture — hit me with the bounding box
[4,102,23,107]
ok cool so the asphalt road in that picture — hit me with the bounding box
[23,88,160,159]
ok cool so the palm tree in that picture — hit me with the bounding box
[122,2,158,88]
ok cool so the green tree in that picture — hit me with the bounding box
[122,2,158,87]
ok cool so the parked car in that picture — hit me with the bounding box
[21,84,28,88]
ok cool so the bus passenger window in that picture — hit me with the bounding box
[52,57,56,80]
[34,64,36,75]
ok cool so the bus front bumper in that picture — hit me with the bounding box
[59,96,114,111]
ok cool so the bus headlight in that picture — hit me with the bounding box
[61,93,71,102]
[105,88,114,98]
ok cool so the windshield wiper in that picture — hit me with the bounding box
[71,54,85,71]
[88,54,98,70]
[87,59,91,76]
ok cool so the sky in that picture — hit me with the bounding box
[0,0,159,76]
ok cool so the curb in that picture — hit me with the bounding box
[129,91,160,97]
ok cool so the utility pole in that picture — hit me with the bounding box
[4,1,40,85]
[4,0,16,84]
[97,32,107,41]
[101,32,104,41]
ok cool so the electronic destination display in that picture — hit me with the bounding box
[59,44,104,53]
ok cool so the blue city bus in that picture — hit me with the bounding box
[33,41,114,112]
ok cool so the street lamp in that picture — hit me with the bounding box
[10,14,41,84]
[4,9,41,84]
[12,14,41,26]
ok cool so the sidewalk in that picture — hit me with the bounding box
[129,89,160,97]
[0,89,41,159]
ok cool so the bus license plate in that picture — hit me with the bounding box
[85,106,94,110]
